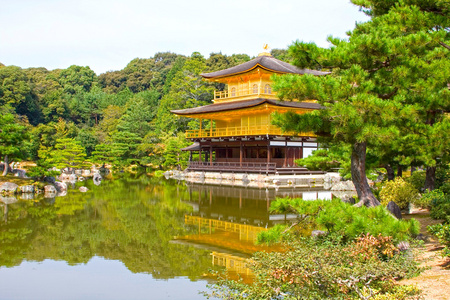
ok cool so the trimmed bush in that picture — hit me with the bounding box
[406,170,426,191]
[260,198,420,244]
[428,223,450,257]
[429,189,450,221]
[380,177,420,210]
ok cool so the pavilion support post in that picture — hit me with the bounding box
[210,119,213,137]
[209,145,213,166]
[240,140,243,167]
[267,141,271,174]
[225,145,228,162]
[198,141,202,163]
[284,139,287,167]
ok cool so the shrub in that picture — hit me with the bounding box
[429,189,450,221]
[205,235,422,300]
[428,223,450,257]
[380,177,420,210]
[412,190,434,209]
[406,170,426,191]
[259,198,420,244]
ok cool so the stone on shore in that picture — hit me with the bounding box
[13,169,28,178]
[0,182,19,194]
[20,185,35,193]
[54,181,67,193]
[44,185,57,193]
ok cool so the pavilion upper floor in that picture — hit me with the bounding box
[172,98,321,139]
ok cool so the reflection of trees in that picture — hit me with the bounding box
[0,175,213,279]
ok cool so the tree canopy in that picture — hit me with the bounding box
[273,0,449,205]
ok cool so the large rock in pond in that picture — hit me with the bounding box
[44,185,57,193]
[93,173,102,186]
[387,201,402,220]
[13,169,28,178]
[0,182,19,194]
[54,181,67,193]
[20,185,35,193]
[44,176,56,184]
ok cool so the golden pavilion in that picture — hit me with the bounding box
[171,51,329,174]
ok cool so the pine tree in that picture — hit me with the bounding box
[0,113,29,175]
[273,0,449,205]
[40,138,88,170]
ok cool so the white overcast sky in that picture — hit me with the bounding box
[0,0,370,75]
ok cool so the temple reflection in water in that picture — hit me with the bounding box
[175,183,334,280]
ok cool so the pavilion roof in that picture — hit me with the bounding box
[201,55,329,79]
[171,98,322,116]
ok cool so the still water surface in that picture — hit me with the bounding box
[0,175,333,300]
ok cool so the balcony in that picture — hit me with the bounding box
[214,86,277,103]
[185,125,313,139]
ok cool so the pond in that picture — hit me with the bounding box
[0,174,334,300]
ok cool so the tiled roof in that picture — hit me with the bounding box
[201,55,329,79]
[171,98,322,115]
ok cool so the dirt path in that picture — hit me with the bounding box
[400,211,450,300]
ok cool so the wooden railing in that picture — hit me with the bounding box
[188,161,277,174]
[214,87,276,101]
[186,125,313,138]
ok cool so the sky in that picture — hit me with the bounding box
[0,0,370,75]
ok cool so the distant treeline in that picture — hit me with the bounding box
[0,50,288,170]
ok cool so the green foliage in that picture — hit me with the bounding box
[162,133,190,169]
[272,0,449,202]
[156,52,213,134]
[428,223,450,256]
[295,149,341,171]
[0,113,31,174]
[57,65,96,94]
[39,138,89,169]
[207,234,422,300]
[428,189,450,221]
[264,198,420,244]
[406,170,426,191]
[379,177,420,209]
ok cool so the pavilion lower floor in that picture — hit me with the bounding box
[183,136,322,174]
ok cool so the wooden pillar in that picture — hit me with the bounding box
[240,140,243,167]
[225,145,228,162]
[210,119,213,137]
[267,141,271,164]
[209,145,213,166]
[198,142,202,162]
[284,139,287,167]
[199,118,202,137]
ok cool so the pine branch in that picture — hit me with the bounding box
[439,41,450,50]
